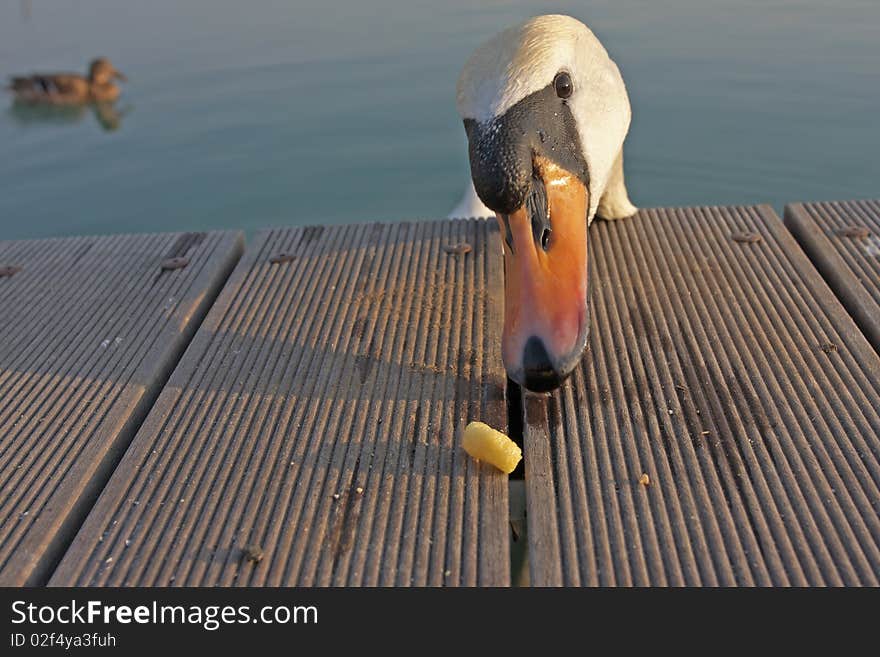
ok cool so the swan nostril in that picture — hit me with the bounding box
[541,227,552,251]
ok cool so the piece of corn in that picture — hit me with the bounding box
[462,421,522,474]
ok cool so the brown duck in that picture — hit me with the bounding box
[7,57,126,104]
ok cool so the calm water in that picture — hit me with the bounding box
[1,0,878,240]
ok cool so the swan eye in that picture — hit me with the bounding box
[553,71,573,99]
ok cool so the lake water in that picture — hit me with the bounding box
[2,0,878,240]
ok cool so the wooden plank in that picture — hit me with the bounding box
[0,230,243,585]
[785,200,880,352]
[523,206,880,586]
[50,219,510,587]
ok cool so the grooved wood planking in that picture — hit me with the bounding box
[50,219,510,587]
[523,206,880,586]
[785,200,880,353]
[0,231,243,585]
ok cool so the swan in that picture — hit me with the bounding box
[452,14,636,391]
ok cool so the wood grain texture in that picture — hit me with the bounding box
[785,200,880,353]
[524,206,880,586]
[0,230,243,585]
[50,219,510,587]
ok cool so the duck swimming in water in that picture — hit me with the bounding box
[7,57,126,104]
[454,15,637,392]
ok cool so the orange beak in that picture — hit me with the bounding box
[497,157,589,392]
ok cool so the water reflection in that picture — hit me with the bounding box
[7,100,130,132]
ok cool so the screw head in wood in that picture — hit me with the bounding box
[269,252,296,264]
[442,242,472,255]
[160,257,189,271]
[731,232,762,244]
[835,225,871,239]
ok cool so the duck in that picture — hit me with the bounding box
[453,14,637,392]
[7,57,126,105]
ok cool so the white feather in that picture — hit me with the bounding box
[453,14,636,223]
[448,178,494,219]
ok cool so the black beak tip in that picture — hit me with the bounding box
[522,370,563,393]
[521,336,565,393]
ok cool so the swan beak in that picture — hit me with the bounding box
[498,158,589,392]
[113,70,127,82]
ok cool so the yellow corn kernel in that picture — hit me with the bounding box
[462,421,522,474]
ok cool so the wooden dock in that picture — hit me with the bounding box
[1,202,878,587]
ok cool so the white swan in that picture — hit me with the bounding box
[452,14,636,391]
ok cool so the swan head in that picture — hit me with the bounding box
[457,14,632,392]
